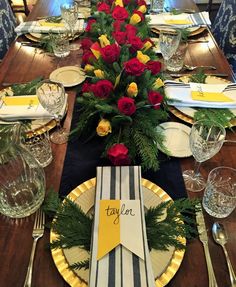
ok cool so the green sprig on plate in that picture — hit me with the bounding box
[43,190,199,271]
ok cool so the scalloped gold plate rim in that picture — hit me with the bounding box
[50,178,185,287]
[169,76,236,128]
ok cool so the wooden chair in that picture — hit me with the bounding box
[0,0,17,59]
[211,0,236,74]
[8,0,30,16]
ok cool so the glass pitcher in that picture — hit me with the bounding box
[0,123,46,218]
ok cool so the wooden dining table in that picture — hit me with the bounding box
[0,0,236,286]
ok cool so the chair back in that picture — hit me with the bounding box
[212,0,236,74]
[0,0,17,60]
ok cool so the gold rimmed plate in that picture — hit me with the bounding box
[50,178,186,287]
[169,76,236,127]
[49,66,86,87]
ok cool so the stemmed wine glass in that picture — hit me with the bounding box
[183,120,226,192]
[159,29,181,71]
[60,1,81,51]
[36,80,68,145]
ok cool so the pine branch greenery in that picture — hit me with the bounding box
[69,260,90,271]
[10,77,44,95]
[42,191,199,271]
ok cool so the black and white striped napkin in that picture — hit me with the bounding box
[89,166,155,287]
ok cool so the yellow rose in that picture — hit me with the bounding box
[84,64,95,72]
[130,14,141,25]
[127,82,138,97]
[94,69,105,79]
[137,51,150,64]
[137,5,147,13]
[98,34,110,48]
[96,119,112,136]
[115,0,124,6]
[154,78,164,89]
[142,40,153,52]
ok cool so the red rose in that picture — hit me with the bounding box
[82,50,96,65]
[123,0,131,4]
[85,19,96,32]
[91,80,113,98]
[101,44,120,63]
[146,60,162,75]
[97,2,110,14]
[137,0,147,6]
[118,97,136,116]
[127,35,143,52]
[112,6,129,21]
[148,91,163,109]
[113,20,124,32]
[81,38,93,51]
[124,58,146,76]
[125,24,137,37]
[107,143,131,166]
[112,31,127,45]
[82,81,92,93]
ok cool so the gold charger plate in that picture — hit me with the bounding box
[151,26,205,37]
[0,87,67,138]
[50,178,186,287]
[169,76,236,127]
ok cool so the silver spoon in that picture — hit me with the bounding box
[212,222,236,287]
[184,65,217,71]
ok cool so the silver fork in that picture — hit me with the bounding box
[23,208,45,287]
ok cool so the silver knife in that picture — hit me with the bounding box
[170,73,229,78]
[196,204,219,287]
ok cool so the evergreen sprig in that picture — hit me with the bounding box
[10,77,44,95]
[43,191,199,271]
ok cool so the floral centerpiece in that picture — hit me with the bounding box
[73,0,169,171]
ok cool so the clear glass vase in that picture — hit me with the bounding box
[0,123,46,218]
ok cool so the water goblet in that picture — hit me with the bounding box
[60,1,81,51]
[183,120,226,192]
[159,29,181,71]
[36,80,68,145]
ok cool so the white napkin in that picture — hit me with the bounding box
[148,12,211,28]
[0,94,68,120]
[164,80,236,108]
[15,19,84,35]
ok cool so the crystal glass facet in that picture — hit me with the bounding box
[0,123,46,218]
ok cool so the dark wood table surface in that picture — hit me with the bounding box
[0,0,235,286]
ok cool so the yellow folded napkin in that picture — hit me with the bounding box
[39,20,65,27]
[165,19,192,25]
[190,83,233,102]
[2,95,39,106]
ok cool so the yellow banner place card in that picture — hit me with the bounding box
[97,199,144,260]
[89,166,155,287]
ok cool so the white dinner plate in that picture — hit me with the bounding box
[156,122,192,157]
[49,66,86,87]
